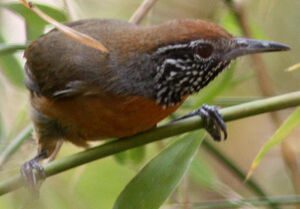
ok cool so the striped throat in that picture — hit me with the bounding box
[152,39,232,107]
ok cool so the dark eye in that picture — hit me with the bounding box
[196,44,213,58]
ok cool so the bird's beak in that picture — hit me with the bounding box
[224,38,291,60]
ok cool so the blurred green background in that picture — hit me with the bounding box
[0,0,300,208]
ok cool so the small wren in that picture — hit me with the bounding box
[21,18,290,194]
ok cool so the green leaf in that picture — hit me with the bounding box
[189,154,218,189]
[6,104,28,140]
[0,34,24,88]
[286,62,300,72]
[113,131,205,209]
[3,3,68,40]
[248,107,300,178]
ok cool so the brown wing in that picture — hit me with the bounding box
[24,19,148,98]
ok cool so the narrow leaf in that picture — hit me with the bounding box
[286,63,300,72]
[189,155,218,189]
[247,107,300,179]
[113,131,205,209]
[3,2,68,25]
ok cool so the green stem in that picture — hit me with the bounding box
[0,91,300,196]
[0,43,28,56]
[0,125,33,166]
[213,97,260,106]
[186,196,300,209]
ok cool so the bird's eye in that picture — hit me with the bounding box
[196,44,213,58]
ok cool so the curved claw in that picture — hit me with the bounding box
[20,151,47,197]
[198,104,227,141]
[167,104,227,141]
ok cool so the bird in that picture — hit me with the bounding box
[21,18,290,194]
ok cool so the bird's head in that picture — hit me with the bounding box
[150,20,290,106]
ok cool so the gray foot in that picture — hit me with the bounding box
[20,150,47,197]
[170,104,227,141]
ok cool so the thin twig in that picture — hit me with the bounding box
[62,0,73,20]
[0,125,33,167]
[1,91,300,196]
[129,0,159,24]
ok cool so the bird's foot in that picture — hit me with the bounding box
[170,104,227,141]
[20,150,47,197]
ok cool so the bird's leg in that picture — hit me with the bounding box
[169,104,227,141]
[20,149,47,197]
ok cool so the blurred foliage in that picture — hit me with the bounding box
[220,10,242,36]
[5,104,28,141]
[114,146,146,165]
[0,2,67,87]
[0,113,4,142]
[0,34,24,88]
